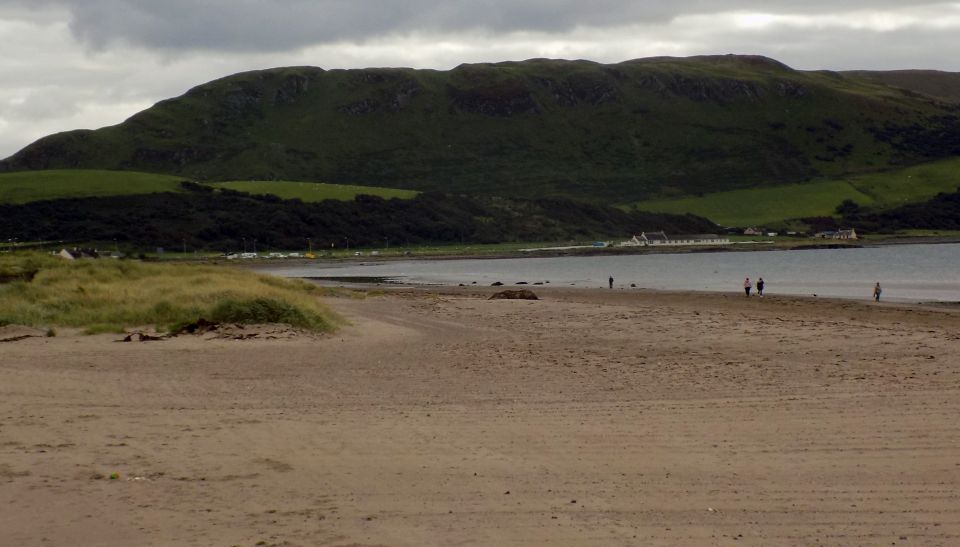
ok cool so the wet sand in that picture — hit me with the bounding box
[2,287,959,546]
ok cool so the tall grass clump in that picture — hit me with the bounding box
[0,253,340,333]
[206,298,321,329]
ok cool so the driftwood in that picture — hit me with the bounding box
[0,326,47,343]
[0,335,35,343]
[120,332,166,342]
[118,318,220,342]
[489,289,539,300]
[173,318,220,335]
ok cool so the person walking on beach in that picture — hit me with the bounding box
[873,282,882,302]
[744,277,752,297]
[757,277,765,297]
[608,275,614,289]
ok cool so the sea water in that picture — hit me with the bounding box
[262,243,960,303]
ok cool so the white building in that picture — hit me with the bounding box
[619,232,731,247]
[814,228,858,240]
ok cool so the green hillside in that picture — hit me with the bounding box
[842,70,960,103]
[0,169,184,204]
[0,169,420,205]
[4,55,959,204]
[633,157,960,226]
[210,180,417,202]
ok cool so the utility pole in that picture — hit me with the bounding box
[242,237,247,253]
[307,238,312,254]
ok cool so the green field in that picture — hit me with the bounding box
[846,159,960,206]
[0,169,184,204]
[209,180,418,202]
[632,157,960,227]
[0,170,418,204]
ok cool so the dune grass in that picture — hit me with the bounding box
[0,253,340,333]
[209,180,418,202]
[0,169,185,204]
[631,157,960,227]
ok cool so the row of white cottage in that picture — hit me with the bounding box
[619,231,730,247]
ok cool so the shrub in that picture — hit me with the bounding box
[835,199,861,215]
[208,297,326,329]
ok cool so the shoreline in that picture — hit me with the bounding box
[353,282,959,306]
[215,234,960,265]
[241,236,960,268]
[350,283,960,315]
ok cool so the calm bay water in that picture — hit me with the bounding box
[263,243,960,302]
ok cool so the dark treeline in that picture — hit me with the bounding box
[843,188,960,232]
[0,186,716,251]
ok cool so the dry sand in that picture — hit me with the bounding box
[1,287,959,546]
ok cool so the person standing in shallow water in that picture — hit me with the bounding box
[608,275,614,289]
[757,277,765,297]
[744,277,752,297]
[873,282,882,302]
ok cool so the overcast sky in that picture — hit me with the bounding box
[2,1,960,158]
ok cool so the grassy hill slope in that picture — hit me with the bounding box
[632,157,960,226]
[0,169,184,204]
[209,180,417,202]
[0,169,420,205]
[842,70,960,103]
[4,56,960,203]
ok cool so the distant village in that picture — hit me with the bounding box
[617,227,857,247]
[619,231,730,247]
[740,227,858,240]
[48,226,860,260]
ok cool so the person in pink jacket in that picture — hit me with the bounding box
[743,277,752,297]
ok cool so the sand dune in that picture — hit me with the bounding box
[2,288,959,546]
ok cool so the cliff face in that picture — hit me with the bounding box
[4,56,960,202]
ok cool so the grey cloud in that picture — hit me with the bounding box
[0,91,81,121]
[6,0,942,52]
[755,26,960,71]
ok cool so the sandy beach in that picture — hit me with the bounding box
[2,287,959,546]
